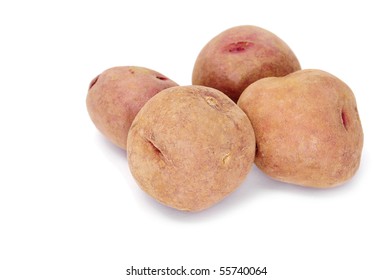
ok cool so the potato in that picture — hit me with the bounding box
[238,69,364,188]
[86,66,178,149]
[192,25,301,102]
[127,85,256,211]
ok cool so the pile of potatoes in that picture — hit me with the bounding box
[86,25,364,212]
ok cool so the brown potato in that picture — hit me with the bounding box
[127,85,256,211]
[192,25,301,102]
[86,66,178,149]
[238,69,364,188]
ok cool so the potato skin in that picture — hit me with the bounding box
[238,69,364,188]
[127,85,256,211]
[192,25,301,102]
[86,66,178,149]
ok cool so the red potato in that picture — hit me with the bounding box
[86,66,178,149]
[192,25,301,102]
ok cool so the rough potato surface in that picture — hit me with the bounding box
[238,69,364,187]
[127,85,256,211]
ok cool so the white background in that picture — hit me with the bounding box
[1,1,391,279]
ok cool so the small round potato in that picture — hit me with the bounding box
[127,85,256,211]
[238,69,364,188]
[86,66,178,149]
[192,25,301,102]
